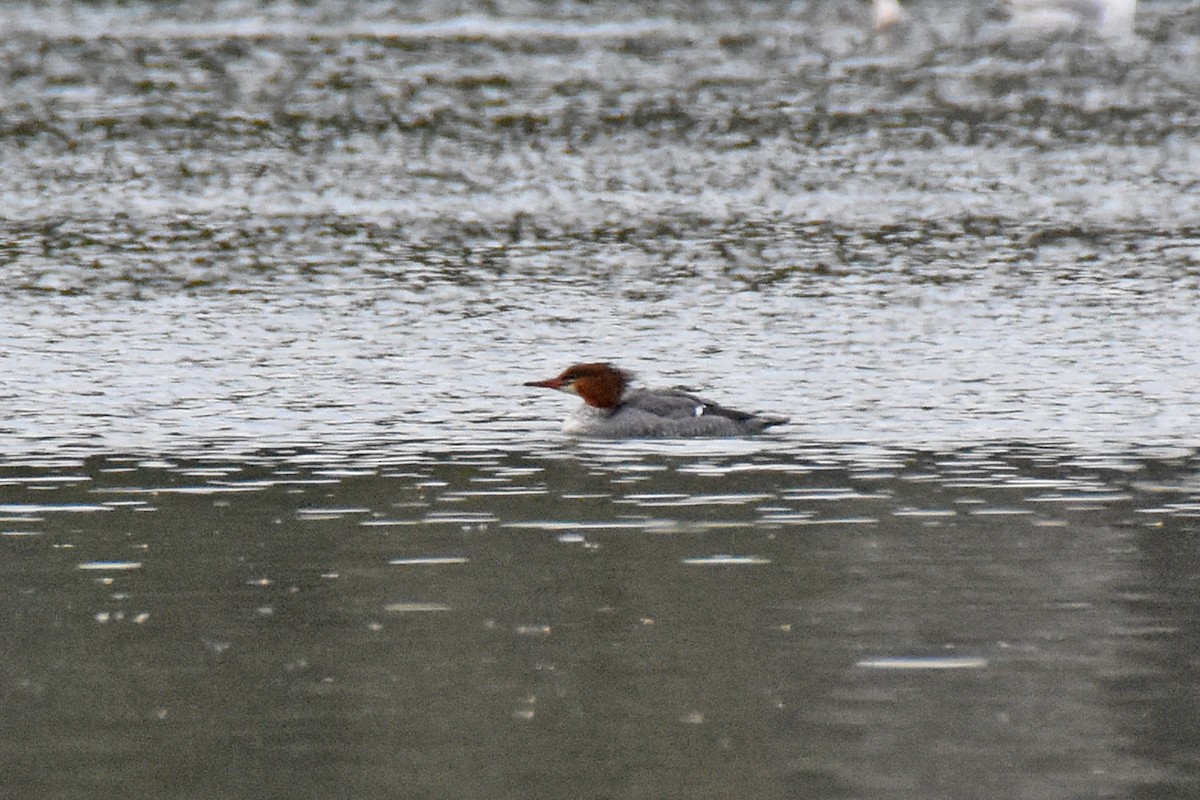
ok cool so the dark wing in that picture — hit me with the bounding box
[622,388,759,422]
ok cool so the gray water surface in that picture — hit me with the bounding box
[3,0,1200,797]
[2,446,1198,798]
[3,0,1200,455]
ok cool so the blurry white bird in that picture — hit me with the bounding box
[872,0,905,30]
[871,0,1136,37]
[1004,0,1136,37]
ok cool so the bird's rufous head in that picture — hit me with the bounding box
[524,363,630,409]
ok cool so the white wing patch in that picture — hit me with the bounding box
[693,404,706,417]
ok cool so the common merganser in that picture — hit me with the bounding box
[524,363,789,438]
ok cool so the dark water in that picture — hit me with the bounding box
[3,446,1199,798]
[3,0,1200,797]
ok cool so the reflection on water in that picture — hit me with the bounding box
[3,0,1200,796]
[1,445,1198,798]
